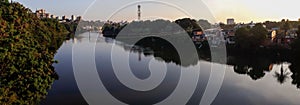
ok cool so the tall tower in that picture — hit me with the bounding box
[138,5,141,20]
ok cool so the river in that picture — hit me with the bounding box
[41,32,300,105]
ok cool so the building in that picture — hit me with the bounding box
[34,9,81,23]
[227,18,235,25]
[35,9,51,19]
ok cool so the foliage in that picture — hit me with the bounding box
[63,22,78,33]
[175,18,202,36]
[281,19,292,35]
[0,2,67,104]
[198,19,211,30]
[102,18,204,38]
[0,0,9,3]
[235,24,268,49]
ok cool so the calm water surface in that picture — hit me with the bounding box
[41,32,300,105]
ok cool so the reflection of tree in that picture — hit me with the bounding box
[274,64,290,84]
[233,64,266,80]
[123,37,210,67]
[134,37,182,66]
[289,39,300,88]
[290,63,300,88]
[248,68,266,80]
[229,56,271,80]
[234,65,249,74]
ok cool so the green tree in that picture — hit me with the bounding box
[235,24,268,49]
[0,2,69,104]
[175,18,202,37]
[0,0,9,3]
[250,23,268,45]
[235,27,251,48]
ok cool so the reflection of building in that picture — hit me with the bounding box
[269,64,274,71]
[227,18,235,25]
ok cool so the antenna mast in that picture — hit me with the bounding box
[138,5,141,20]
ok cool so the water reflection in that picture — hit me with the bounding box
[109,35,300,89]
[94,35,203,104]
[41,32,300,105]
[227,52,300,89]
[274,64,291,84]
[290,59,300,88]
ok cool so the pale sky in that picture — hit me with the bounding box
[15,0,300,23]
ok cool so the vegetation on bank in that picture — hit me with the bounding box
[101,18,208,38]
[0,1,70,104]
[101,17,300,88]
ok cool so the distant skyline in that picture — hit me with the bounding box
[16,0,300,23]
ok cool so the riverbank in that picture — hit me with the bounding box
[0,2,73,104]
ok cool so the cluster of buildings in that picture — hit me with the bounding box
[34,9,81,22]
[192,18,299,47]
[223,18,299,45]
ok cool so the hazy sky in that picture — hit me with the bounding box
[15,0,300,23]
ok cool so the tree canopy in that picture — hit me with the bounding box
[0,2,69,104]
[235,24,268,49]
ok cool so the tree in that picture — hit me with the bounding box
[235,27,251,48]
[0,2,68,104]
[296,25,300,39]
[198,19,211,30]
[0,0,9,3]
[281,19,291,36]
[235,24,268,49]
[250,23,268,45]
[175,18,202,36]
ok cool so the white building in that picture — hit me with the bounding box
[35,9,50,19]
[227,18,235,25]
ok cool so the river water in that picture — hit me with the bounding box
[41,32,300,105]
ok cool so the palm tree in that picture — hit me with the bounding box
[274,64,291,84]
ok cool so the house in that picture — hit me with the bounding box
[35,9,51,19]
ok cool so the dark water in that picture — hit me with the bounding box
[41,32,300,105]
